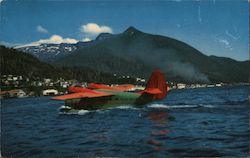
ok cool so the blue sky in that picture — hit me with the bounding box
[0,0,248,61]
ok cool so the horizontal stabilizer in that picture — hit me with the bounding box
[141,88,162,95]
[52,92,113,100]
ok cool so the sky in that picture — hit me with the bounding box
[0,0,249,61]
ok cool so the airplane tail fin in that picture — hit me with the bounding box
[145,69,168,99]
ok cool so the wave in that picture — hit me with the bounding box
[59,110,91,115]
[58,106,90,115]
[112,105,138,110]
[58,105,138,115]
[77,110,90,115]
[147,104,215,109]
[58,105,71,110]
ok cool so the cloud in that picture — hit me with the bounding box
[82,37,91,42]
[36,25,48,33]
[37,35,78,44]
[0,0,4,5]
[218,39,229,46]
[214,35,233,51]
[0,41,22,47]
[218,38,233,50]
[15,35,78,48]
[80,23,113,35]
[225,30,240,40]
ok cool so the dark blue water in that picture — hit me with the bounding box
[1,86,249,157]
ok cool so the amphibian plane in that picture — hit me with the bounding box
[52,70,169,112]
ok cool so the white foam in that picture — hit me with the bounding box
[148,104,215,109]
[169,105,198,108]
[199,104,215,108]
[96,109,108,114]
[58,106,90,115]
[59,110,90,115]
[59,111,77,115]
[114,105,138,110]
[147,104,170,109]
[59,105,71,109]
[77,110,90,115]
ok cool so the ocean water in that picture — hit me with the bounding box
[1,86,249,157]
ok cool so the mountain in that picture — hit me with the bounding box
[15,33,113,63]
[96,33,114,41]
[55,26,249,83]
[1,45,60,79]
[15,43,78,62]
[0,46,136,84]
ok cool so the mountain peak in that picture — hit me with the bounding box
[124,26,142,34]
[96,33,113,41]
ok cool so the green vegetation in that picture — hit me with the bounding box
[0,45,138,85]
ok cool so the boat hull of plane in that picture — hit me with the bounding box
[61,93,154,111]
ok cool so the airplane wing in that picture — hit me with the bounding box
[112,84,135,91]
[88,83,135,91]
[88,83,114,90]
[52,91,113,100]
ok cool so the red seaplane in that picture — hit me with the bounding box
[52,69,169,112]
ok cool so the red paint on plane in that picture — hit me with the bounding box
[145,69,168,99]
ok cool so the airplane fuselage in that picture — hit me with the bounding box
[64,89,154,110]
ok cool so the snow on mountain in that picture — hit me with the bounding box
[15,33,113,62]
[16,43,78,62]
